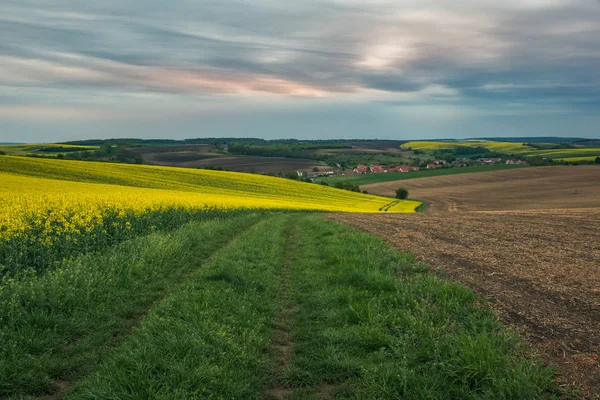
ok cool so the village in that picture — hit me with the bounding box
[306,157,528,179]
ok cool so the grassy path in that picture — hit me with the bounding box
[1,214,559,399]
[262,217,300,399]
[66,216,288,399]
[278,216,556,399]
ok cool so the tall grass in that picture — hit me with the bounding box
[66,216,287,399]
[279,215,557,399]
[0,215,260,397]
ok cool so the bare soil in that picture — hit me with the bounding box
[127,144,214,154]
[128,144,332,174]
[332,166,600,397]
[363,166,600,213]
[144,153,330,174]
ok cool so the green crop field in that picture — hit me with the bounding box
[316,164,526,186]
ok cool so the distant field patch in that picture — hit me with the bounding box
[316,164,525,186]
[402,140,535,153]
[522,148,600,158]
[148,154,328,173]
[556,156,599,162]
[130,144,330,173]
[402,140,600,160]
[0,144,98,155]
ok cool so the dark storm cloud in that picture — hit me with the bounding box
[0,0,599,141]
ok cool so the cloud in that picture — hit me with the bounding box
[0,0,599,140]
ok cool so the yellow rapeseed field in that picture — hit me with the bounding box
[402,140,600,160]
[555,156,598,162]
[402,140,535,153]
[0,156,419,273]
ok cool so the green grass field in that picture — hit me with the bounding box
[316,164,526,186]
[1,213,558,399]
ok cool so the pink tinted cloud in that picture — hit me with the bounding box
[0,105,114,120]
[0,53,345,98]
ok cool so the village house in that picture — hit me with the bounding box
[479,157,502,165]
[353,165,369,174]
[396,165,420,172]
[370,165,386,174]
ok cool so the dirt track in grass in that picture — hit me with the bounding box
[331,166,600,397]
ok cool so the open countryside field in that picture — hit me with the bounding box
[403,140,600,161]
[332,165,600,397]
[146,153,330,174]
[0,156,416,213]
[304,140,407,155]
[0,214,558,399]
[0,156,418,274]
[0,144,98,155]
[129,144,333,174]
[362,166,599,212]
[0,155,561,399]
[316,164,525,186]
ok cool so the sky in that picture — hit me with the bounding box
[1,0,599,142]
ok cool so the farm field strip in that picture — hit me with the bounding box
[0,144,98,156]
[0,215,261,398]
[330,207,600,397]
[555,156,599,162]
[316,164,525,186]
[271,216,555,398]
[7,214,558,399]
[402,140,535,153]
[0,157,419,274]
[0,157,419,212]
[402,140,600,160]
[146,153,330,174]
[363,166,600,213]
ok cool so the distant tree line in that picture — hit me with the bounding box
[524,142,575,150]
[61,138,354,147]
[227,143,348,159]
[57,143,144,164]
[431,146,504,163]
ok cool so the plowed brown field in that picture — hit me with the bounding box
[331,166,600,397]
[363,165,600,213]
